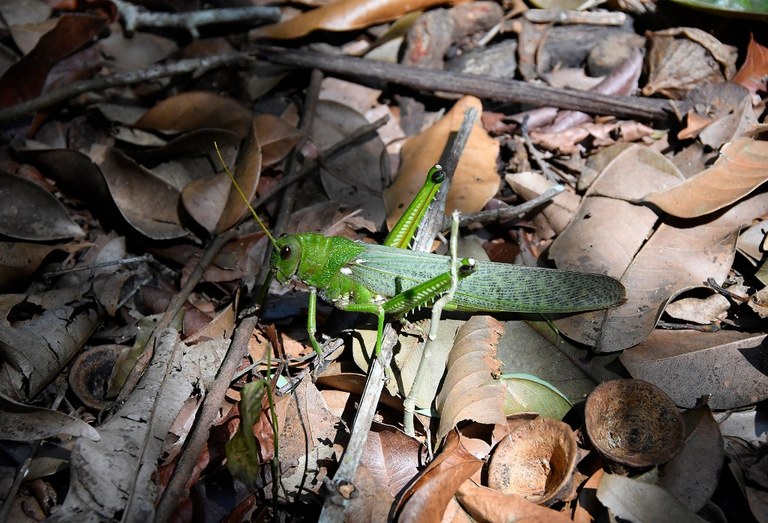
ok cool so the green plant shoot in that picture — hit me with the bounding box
[221,151,625,357]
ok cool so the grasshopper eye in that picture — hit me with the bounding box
[280,245,292,260]
[431,165,446,184]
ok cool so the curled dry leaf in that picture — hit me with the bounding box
[396,430,484,523]
[0,391,100,441]
[250,0,470,39]
[456,480,572,523]
[642,137,768,219]
[435,316,507,441]
[0,242,60,290]
[384,96,500,230]
[0,14,106,109]
[134,91,253,137]
[643,27,738,99]
[98,148,188,240]
[620,329,768,409]
[0,171,84,240]
[732,34,768,95]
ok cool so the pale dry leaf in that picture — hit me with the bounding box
[642,137,768,219]
[384,96,500,230]
[572,193,768,351]
[620,329,768,409]
[664,294,730,325]
[597,473,708,523]
[658,405,725,513]
[505,171,581,238]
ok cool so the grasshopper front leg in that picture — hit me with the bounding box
[306,287,324,354]
[342,258,476,356]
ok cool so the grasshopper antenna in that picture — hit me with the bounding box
[214,141,278,248]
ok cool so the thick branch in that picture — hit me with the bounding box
[253,45,681,122]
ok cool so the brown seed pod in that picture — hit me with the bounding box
[585,379,685,468]
[487,417,579,505]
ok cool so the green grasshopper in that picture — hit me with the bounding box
[227,163,625,356]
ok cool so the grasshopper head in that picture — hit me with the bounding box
[271,235,302,284]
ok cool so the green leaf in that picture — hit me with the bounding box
[670,0,768,17]
[498,373,572,420]
[225,380,267,487]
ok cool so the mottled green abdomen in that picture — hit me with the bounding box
[345,243,625,314]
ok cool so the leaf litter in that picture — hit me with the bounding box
[0,1,767,521]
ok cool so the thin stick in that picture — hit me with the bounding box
[0,53,250,123]
[112,0,279,38]
[451,184,566,228]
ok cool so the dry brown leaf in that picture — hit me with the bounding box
[505,171,581,238]
[250,0,469,40]
[384,96,500,230]
[643,27,738,99]
[732,34,768,95]
[658,405,725,513]
[134,91,253,136]
[346,465,396,522]
[218,119,263,233]
[664,294,730,325]
[311,101,387,224]
[597,473,708,523]
[396,430,483,523]
[0,171,84,240]
[253,113,303,167]
[563,192,768,351]
[98,148,188,240]
[277,379,341,496]
[586,144,686,201]
[642,138,768,219]
[435,316,507,441]
[0,242,61,290]
[360,425,422,497]
[456,481,572,523]
[620,329,768,409]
